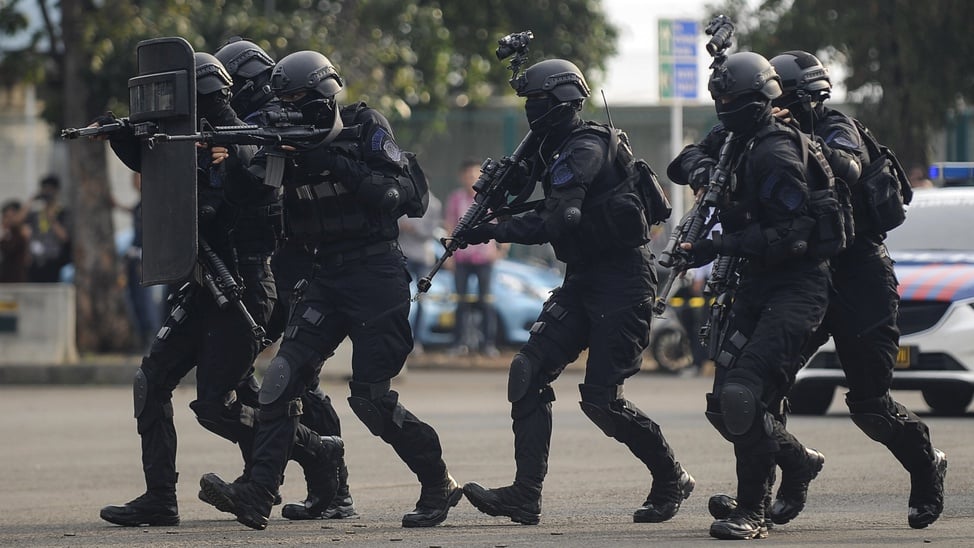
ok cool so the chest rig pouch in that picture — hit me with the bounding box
[284,124,384,243]
[568,123,654,253]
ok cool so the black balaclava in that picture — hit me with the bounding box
[716,92,773,135]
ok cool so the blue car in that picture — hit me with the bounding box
[792,187,974,415]
[410,257,563,348]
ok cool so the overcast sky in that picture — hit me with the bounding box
[601,0,713,105]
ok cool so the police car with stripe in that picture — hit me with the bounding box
[791,187,974,415]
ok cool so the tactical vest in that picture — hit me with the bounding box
[570,123,653,253]
[751,123,853,260]
[283,105,399,246]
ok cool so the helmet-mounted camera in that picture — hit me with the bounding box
[496,30,534,85]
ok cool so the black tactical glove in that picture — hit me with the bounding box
[689,159,716,191]
[687,235,721,268]
[457,223,497,246]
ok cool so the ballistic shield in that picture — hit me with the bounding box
[130,37,198,285]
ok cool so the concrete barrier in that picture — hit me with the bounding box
[0,283,79,365]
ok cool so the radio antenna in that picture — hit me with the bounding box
[601,89,614,128]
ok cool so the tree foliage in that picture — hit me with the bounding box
[709,0,974,168]
[0,0,616,352]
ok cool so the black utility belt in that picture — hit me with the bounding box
[311,240,400,267]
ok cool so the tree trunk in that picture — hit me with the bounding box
[62,0,132,353]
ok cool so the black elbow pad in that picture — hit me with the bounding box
[356,173,402,212]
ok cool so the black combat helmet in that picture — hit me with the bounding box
[270,50,344,99]
[512,59,590,134]
[214,36,276,117]
[270,50,344,127]
[513,58,591,101]
[708,51,782,134]
[194,52,234,121]
[194,52,233,95]
[769,50,831,117]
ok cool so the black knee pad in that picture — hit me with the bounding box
[133,367,148,419]
[133,363,174,432]
[508,352,540,403]
[578,383,625,437]
[719,370,773,447]
[260,355,293,406]
[511,385,555,420]
[347,380,404,436]
[705,392,732,441]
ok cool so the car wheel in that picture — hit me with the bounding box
[650,326,693,374]
[921,385,974,416]
[788,384,834,415]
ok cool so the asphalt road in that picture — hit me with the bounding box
[1,369,971,547]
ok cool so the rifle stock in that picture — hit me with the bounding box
[417,131,538,294]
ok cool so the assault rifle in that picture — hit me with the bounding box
[698,254,743,360]
[60,117,158,140]
[416,29,538,295]
[62,115,345,149]
[417,131,539,294]
[152,118,344,148]
[654,131,738,315]
[198,237,267,344]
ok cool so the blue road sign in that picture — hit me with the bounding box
[659,19,699,100]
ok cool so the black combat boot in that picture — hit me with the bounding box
[200,473,282,512]
[710,505,769,540]
[100,490,180,527]
[708,480,775,529]
[768,447,825,525]
[633,466,695,523]
[283,459,358,520]
[199,474,276,530]
[401,474,462,527]
[462,481,542,525]
[280,435,345,520]
[908,448,947,529]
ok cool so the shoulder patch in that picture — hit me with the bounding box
[371,127,402,162]
[551,161,574,186]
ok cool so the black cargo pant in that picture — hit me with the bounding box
[250,247,449,493]
[136,256,274,495]
[507,246,683,494]
[707,262,829,510]
[801,236,936,473]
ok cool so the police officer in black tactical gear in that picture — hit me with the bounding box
[765,50,943,529]
[668,51,831,540]
[457,58,694,526]
[99,52,343,528]
[213,37,358,521]
[198,50,456,531]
